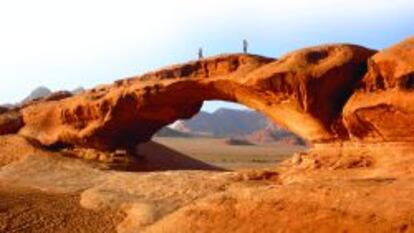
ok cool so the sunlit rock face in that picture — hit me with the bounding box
[0,43,378,151]
[343,37,414,143]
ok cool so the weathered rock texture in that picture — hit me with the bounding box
[2,43,377,152]
[343,37,414,142]
[0,110,23,135]
[2,146,414,233]
[1,37,414,155]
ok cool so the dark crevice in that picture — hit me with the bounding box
[400,73,414,91]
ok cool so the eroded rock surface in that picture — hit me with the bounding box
[0,110,23,135]
[1,145,414,233]
[3,38,414,171]
[0,135,46,167]
[343,36,414,142]
[14,44,375,151]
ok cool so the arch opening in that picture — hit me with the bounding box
[149,100,308,170]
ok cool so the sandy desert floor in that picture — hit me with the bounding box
[152,137,306,169]
[0,137,303,233]
[1,136,414,233]
[0,182,122,233]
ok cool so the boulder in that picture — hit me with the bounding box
[0,110,23,135]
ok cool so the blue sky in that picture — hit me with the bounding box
[0,0,413,112]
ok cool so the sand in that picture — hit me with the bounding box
[0,182,122,233]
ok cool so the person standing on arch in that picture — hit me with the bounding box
[243,39,248,54]
[198,48,203,59]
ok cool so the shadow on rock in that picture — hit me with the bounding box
[130,141,225,172]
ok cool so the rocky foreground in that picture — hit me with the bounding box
[0,36,414,232]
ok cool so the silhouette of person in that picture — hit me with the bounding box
[198,48,203,59]
[243,39,248,54]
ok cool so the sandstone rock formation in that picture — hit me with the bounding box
[1,37,413,163]
[343,37,414,142]
[0,109,23,135]
[243,122,307,145]
[4,43,375,153]
[0,135,49,167]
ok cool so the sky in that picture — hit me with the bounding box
[0,0,413,112]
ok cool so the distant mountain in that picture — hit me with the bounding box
[0,86,82,113]
[171,108,268,137]
[21,86,85,105]
[22,86,52,103]
[155,127,192,138]
[71,87,85,94]
[244,122,307,146]
[169,108,307,146]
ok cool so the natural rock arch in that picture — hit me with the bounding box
[15,44,376,152]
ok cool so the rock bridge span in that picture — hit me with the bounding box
[3,37,414,154]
